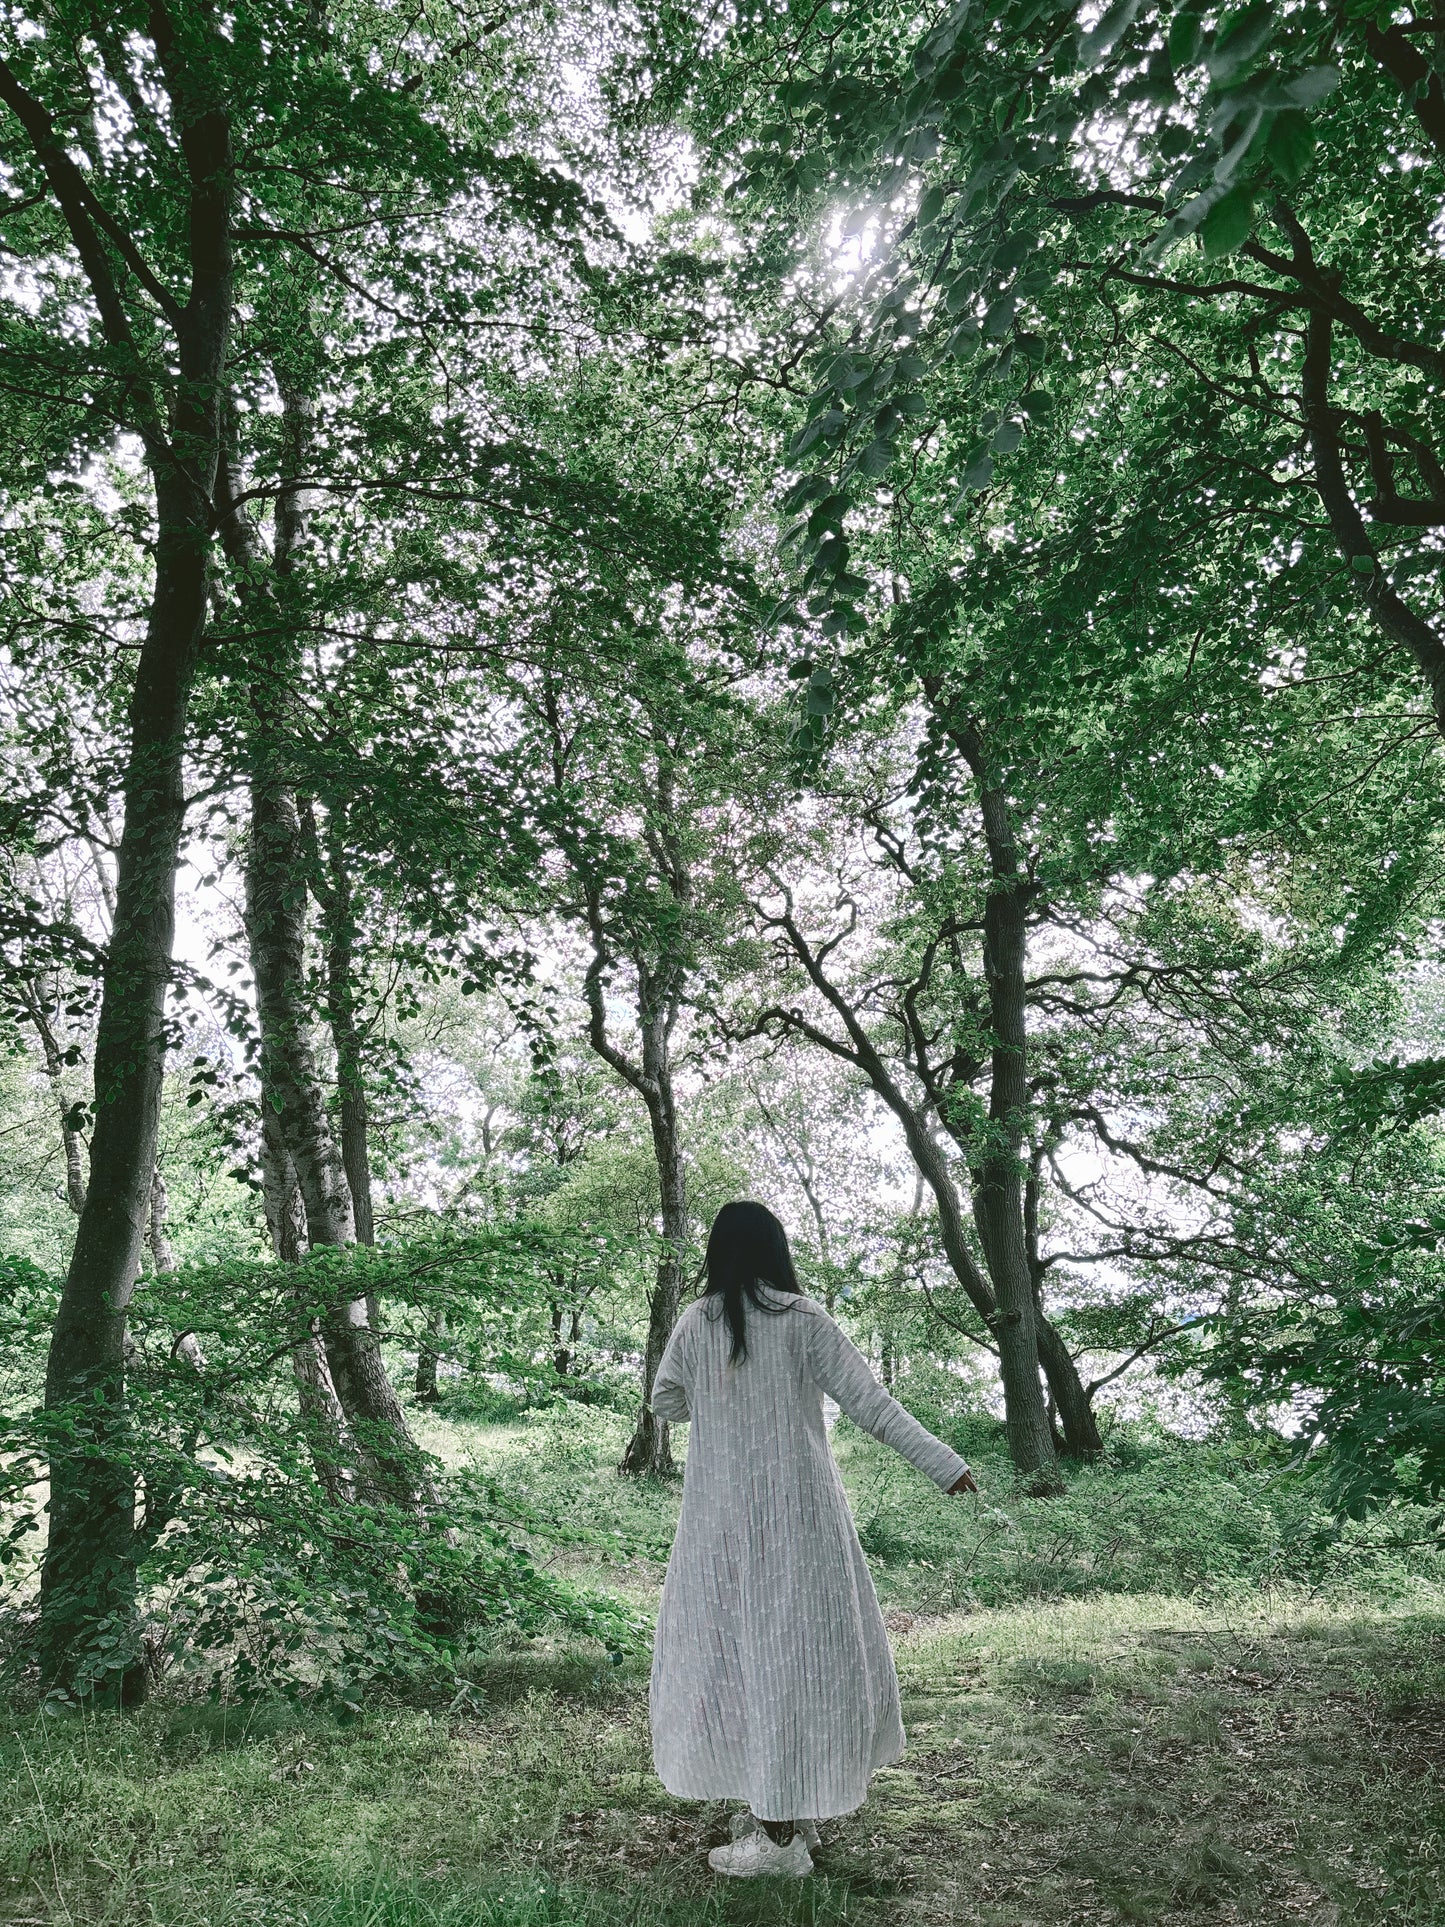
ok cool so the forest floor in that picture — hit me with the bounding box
[3,1408,1444,1927]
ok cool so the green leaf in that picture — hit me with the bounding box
[917,184,946,228]
[1390,551,1442,585]
[782,475,830,514]
[1200,185,1254,259]
[983,293,1018,338]
[858,437,896,477]
[944,273,978,314]
[1213,103,1265,184]
[806,493,850,537]
[1169,8,1204,67]
[991,419,1024,453]
[945,275,977,314]
[826,355,872,392]
[1267,109,1316,186]
[793,411,846,457]
[1079,0,1141,68]
[934,59,969,101]
[1280,64,1341,108]
[1206,1,1274,85]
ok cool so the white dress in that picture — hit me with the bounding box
[647,1289,969,1822]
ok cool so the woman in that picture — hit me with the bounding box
[648,1199,977,1880]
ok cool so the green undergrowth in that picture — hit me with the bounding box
[5,1405,1445,1924]
[432,1394,1445,1618]
[2,1591,1443,1926]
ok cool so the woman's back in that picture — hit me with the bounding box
[648,1283,970,1825]
[654,1288,967,1502]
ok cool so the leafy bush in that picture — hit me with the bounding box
[0,1245,647,1709]
[836,1387,1445,1613]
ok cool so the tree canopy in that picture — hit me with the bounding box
[1,0,1443,1704]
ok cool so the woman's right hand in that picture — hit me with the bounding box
[947,1469,978,1494]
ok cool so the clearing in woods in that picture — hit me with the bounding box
[2,1409,1442,1927]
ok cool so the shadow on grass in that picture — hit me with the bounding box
[147,1872,865,1927]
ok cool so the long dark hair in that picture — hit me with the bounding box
[702,1200,802,1364]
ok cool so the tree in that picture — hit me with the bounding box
[745,861,1069,1487]
[1,0,240,1698]
[504,1057,625,1379]
[526,671,714,1477]
[0,0,603,1688]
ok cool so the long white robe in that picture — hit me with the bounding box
[647,1289,969,1821]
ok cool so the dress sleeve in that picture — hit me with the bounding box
[649,1312,693,1422]
[806,1308,970,1491]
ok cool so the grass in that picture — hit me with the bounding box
[4,1401,1445,1926]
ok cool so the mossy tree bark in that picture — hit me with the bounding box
[3,19,238,1699]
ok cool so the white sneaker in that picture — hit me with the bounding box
[729,1810,821,1853]
[708,1829,814,1879]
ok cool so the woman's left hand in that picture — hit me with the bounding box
[947,1469,978,1494]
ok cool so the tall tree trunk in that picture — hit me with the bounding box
[765,904,1062,1487]
[620,1072,687,1477]
[1034,1317,1100,1458]
[26,35,236,1693]
[246,768,430,1512]
[315,809,380,1330]
[414,1306,445,1404]
[1023,1153,1101,1459]
[906,1100,1060,1487]
[572,741,695,1481]
[318,807,374,1246]
[954,721,1102,1467]
[550,1297,570,1377]
[967,833,1061,1490]
[260,1109,353,1504]
[581,886,690,1478]
[38,540,206,1698]
[218,398,430,1517]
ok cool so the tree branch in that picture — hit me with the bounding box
[1301,306,1445,734]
